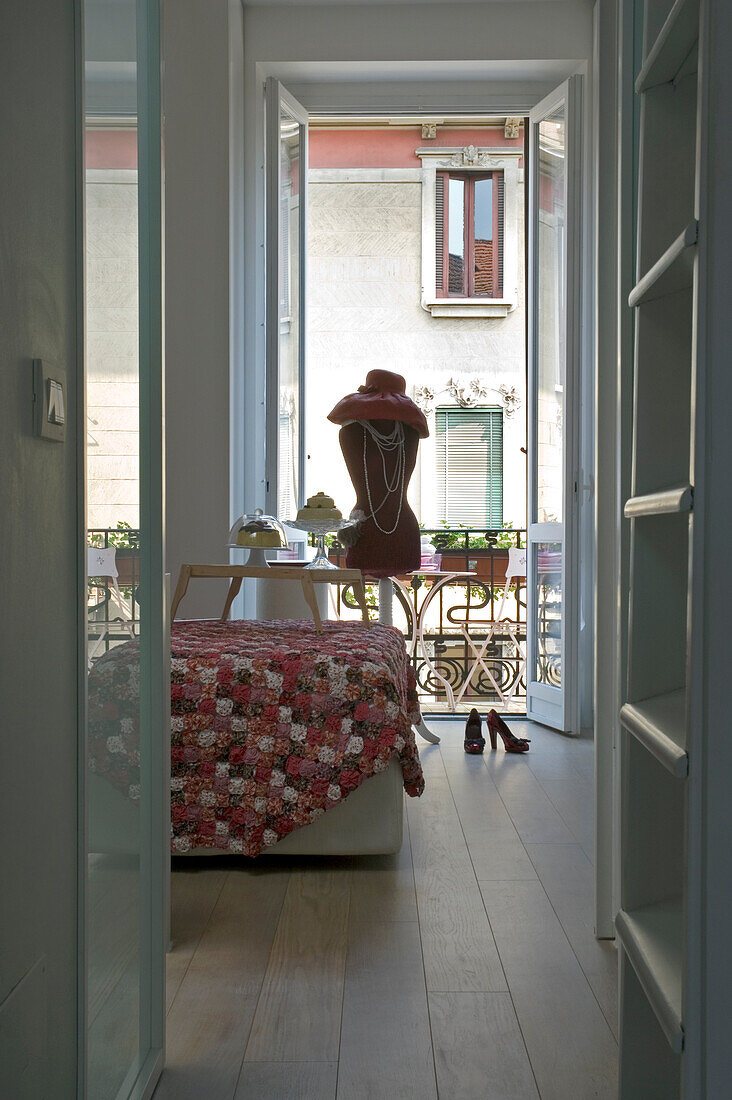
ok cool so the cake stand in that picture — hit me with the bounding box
[286,519,344,570]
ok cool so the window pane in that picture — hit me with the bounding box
[536,106,566,524]
[448,177,465,293]
[472,176,494,296]
[279,106,301,520]
[535,541,563,686]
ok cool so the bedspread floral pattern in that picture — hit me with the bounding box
[88,619,424,855]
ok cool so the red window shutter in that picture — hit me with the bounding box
[497,173,505,297]
[435,174,445,294]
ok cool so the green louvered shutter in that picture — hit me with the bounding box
[435,408,503,526]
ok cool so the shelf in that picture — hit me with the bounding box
[620,691,688,777]
[636,0,700,93]
[616,900,684,1053]
[629,222,698,308]
[624,485,693,518]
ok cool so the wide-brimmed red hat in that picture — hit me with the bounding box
[327,369,429,438]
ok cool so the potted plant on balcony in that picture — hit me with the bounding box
[431,523,521,586]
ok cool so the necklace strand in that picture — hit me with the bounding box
[362,422,406,535]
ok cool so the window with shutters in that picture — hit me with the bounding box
[435,172,504,298]
[435,408,503,526]
[419,148,520,318]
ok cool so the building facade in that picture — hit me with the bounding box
[304,120,527,533]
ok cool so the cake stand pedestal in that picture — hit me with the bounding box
[286,520,343,569]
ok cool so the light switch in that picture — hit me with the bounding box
[47,380,65,424]
[33,359,66,442]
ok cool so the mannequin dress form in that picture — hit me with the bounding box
[328,370,440,744]
[338,420,421,577]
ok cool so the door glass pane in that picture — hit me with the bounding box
[84,0,143,1091]
[536,106,566,524]
[448,177,465,293]
[278,108,301,519]
[536,542,563,686]
[473,176,493,296]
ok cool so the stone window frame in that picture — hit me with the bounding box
[417,147,523,318]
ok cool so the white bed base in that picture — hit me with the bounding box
[89,757,404,858]
[185,757,404,857]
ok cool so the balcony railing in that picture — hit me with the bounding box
[87,526,527,713]
[325,527,527,714]
[87,527,141,658]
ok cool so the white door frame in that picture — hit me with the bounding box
[526,75,583,735]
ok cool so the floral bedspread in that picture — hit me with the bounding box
[88,619,424,855]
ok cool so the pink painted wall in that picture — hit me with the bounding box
[86,129,137,170]
[309,126,523,169]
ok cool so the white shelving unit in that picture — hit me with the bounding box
[618,0,705,1093]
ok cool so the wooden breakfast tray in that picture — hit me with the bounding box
[170,563,370,633]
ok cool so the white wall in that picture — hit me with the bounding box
[0,1,81,1092]
[164,0,233,617]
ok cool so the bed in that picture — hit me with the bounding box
[88,617,425,857]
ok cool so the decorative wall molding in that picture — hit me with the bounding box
[416,145,523,170]
[421,121,438,140]
[504,117,522,139]
[412,377,522,418]
[448,145,500,168]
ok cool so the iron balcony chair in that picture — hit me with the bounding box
[451,546,527,710]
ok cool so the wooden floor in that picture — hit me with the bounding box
[154,721,618,1100]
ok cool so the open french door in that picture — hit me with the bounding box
[526,76,583,733]
[265,78,308,520]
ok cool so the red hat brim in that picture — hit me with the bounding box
[327,371,429,438]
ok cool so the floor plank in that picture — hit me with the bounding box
[438,749,538,881]
[429,991,539,1099]
[525,843,618,1038]
[244,869,351,1063]
[235,1062,337,1099]
[406,776,507,993]
[348,815,418,923]
[482,754,577,845]
[161,721,618,1099]
[166,865,228,1011]
[337,921,437,1100]
[479,880,617,1100]
[155,867,290,1100]
[531,775,595,851]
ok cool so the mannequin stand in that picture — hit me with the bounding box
[378,578,440,745]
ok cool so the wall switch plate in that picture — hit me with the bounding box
[33,359,66,442]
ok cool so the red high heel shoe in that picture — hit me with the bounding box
[486,710,530,753]
[464,708,486,754]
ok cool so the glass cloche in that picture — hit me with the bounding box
[227,508,287,567]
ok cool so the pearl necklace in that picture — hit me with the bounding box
[362,421,406,535]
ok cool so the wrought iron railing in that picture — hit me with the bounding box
[325,527,527,713]
[86,526,528,713]
[87,527,141,656]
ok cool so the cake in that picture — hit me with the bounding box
[235,518,283,547]
[296,492,342,526]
